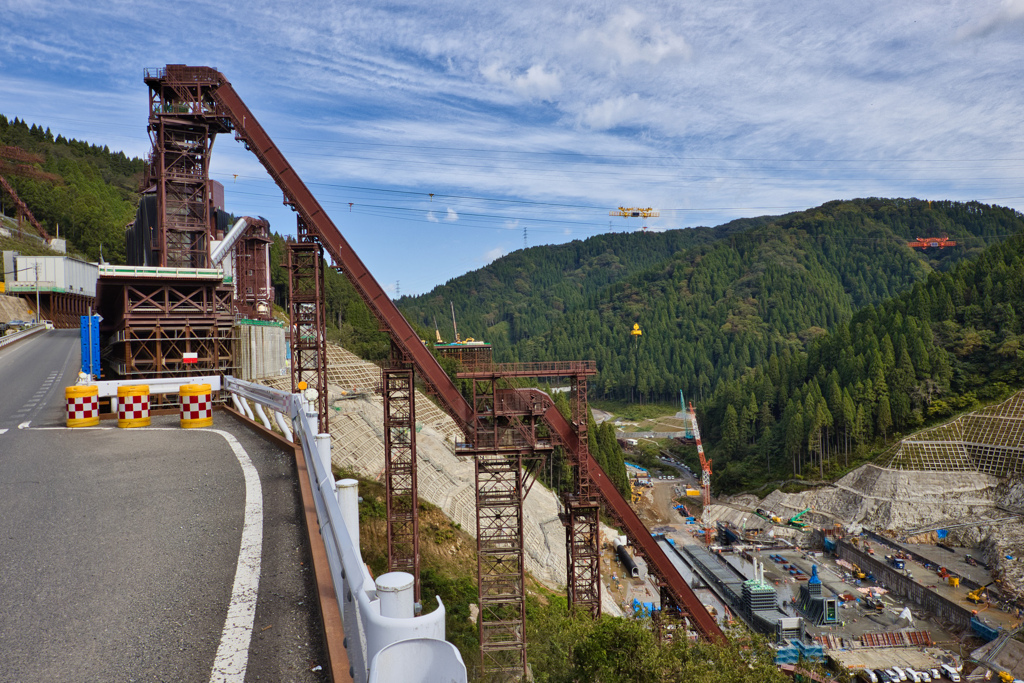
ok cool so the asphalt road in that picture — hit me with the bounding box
[0,330,329,682]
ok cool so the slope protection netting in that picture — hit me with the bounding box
[884,390,1024,475]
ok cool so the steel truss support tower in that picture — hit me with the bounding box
[287,225,328,433]
[564,375,601,618]
[475,446,527,678]
[456,362,595,680]
[469,373,530,679]
[144,67,230,268]
[382,350,420,599]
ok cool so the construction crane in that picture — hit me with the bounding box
[449,301,460,343]
[907,235,957,249]
[609,206,660,232]
[688,401,713,543]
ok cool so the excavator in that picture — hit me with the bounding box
[787,508,812,530]
[967,581,995,604]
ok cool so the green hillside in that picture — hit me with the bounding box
[701,225,1024,491]
[401,198,1019,407]
[397,215,778,358]
[0,115,145,264]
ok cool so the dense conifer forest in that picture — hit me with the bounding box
[401,198,1024,490]
[0,115,144,264]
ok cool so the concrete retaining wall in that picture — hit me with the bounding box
[236,322,287,380]
[837,540,973,630]
[862,530,984,591]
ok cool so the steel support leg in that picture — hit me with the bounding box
[383,362,419,599]
[287,232,328,433]
[476,449,527,679]
[565,375,601,618]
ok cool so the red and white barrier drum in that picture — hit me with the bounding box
[66,385,100,428]
[117,384,151,428]
[180,383,213,429]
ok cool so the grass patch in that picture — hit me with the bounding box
[591,399,681,422]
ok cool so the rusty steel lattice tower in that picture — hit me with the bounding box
[383,348,420,598]
[564,374,601,618]
[232,217,274,320]
[141,65,727,682]
[288,220,328,433]
[144,67,229,268]
[456,361,597,678]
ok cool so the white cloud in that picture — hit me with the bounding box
[445,207,459,222]
[483,246,504,262]
[481,62,562,101]
[579,94,642,131]
[574,7,692,68]
[958,0,1024,38]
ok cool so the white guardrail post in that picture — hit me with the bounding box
[223,376,467,683]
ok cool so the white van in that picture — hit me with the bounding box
[940,664,960,682]
[892,667,908,682]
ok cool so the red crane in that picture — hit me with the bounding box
[907,235,957,250]
[688,402,714,543]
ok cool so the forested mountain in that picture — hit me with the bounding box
[401,198,1018,406]
[398,215,778,357]
[0,115,145,264]
[700,226,1024,491]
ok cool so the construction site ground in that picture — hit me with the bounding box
[620,459,1022,678]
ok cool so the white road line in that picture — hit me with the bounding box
[18,421,30,429]
[37,423,265,678]
[137,428,264,682]
[206,429,264,683]
[0,429,8,435]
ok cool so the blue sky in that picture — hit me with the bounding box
[2,1,1023,294]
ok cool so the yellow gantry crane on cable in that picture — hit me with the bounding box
[609,206,660,232]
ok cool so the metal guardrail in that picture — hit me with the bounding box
[225,376,467,683]
[0,323,46,349]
